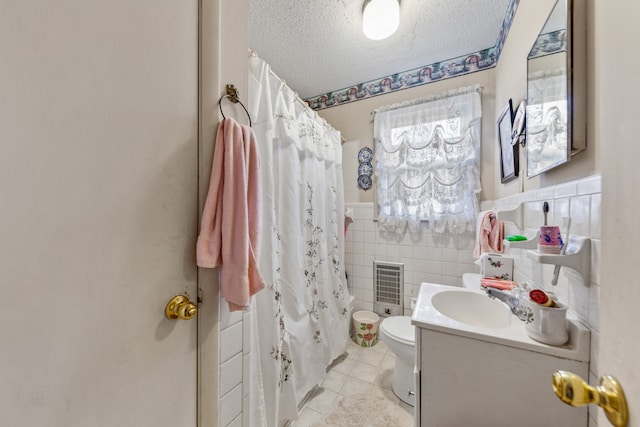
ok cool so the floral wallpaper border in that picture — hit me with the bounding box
[305,0,521,111]
[528,29,567,59]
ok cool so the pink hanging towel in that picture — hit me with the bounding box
[197,118,265,311]
[473,210,504,259]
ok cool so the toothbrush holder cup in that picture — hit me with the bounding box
[539,226,563,249]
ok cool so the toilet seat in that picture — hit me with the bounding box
[380,316,415,346]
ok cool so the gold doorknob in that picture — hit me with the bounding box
[552,370,628,427]
[165,295,198,320]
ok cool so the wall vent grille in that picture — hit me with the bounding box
[373,261,404,317]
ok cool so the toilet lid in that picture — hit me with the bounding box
[380,316,415,345]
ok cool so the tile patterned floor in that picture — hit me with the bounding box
[290,339,414,427]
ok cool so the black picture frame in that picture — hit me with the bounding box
[511,99,526,147]
[498,99,518,183]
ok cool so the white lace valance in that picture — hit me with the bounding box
[374,85,482,233]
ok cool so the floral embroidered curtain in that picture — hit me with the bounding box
[374,85,482,233]
[248,54,349,427]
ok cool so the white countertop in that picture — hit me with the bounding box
[411,282,590,362]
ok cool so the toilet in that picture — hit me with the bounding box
[378,315,416,406]
[347,295,356,336]
[378,276,479,407]
[462,272,482,290]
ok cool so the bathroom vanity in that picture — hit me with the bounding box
[412,282,590,427]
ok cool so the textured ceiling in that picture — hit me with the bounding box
[249,0,512,99]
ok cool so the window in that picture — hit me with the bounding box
[374,85,482,233]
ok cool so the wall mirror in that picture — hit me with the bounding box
[526,0,586,178]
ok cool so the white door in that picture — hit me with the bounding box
[0,1,200,425]
[598,0,640,425]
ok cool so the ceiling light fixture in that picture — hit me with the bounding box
[362,0,400,41]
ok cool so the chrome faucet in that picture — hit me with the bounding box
[486,287,529,322]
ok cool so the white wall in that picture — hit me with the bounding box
[494,0,599,199]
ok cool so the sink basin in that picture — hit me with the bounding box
[413,283,591,427]
[431,289,512,329]
[412,282,591,362]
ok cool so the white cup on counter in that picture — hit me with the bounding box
[524,297,569,346]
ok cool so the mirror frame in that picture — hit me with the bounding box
[525,0,586,178]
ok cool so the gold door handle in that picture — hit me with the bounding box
[552,370,628,427]
[165,295,198,320]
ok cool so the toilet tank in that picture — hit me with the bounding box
[462,272,482,290]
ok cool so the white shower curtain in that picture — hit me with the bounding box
[248,54,350,427]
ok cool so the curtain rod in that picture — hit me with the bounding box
[249,49,338,134]
[371,84,483,116]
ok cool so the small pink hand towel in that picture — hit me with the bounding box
[197,118,265,311]
[473,210,504,259]
[480,278,517,290]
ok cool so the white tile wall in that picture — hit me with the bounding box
[220,321,243,363]
[489,176,601,314]
[344,203,478,316]
[220,353,244,397]
[219,296,251,426]
[243,394,251,427]
[227,415,243,427]
[220,384,243,426]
